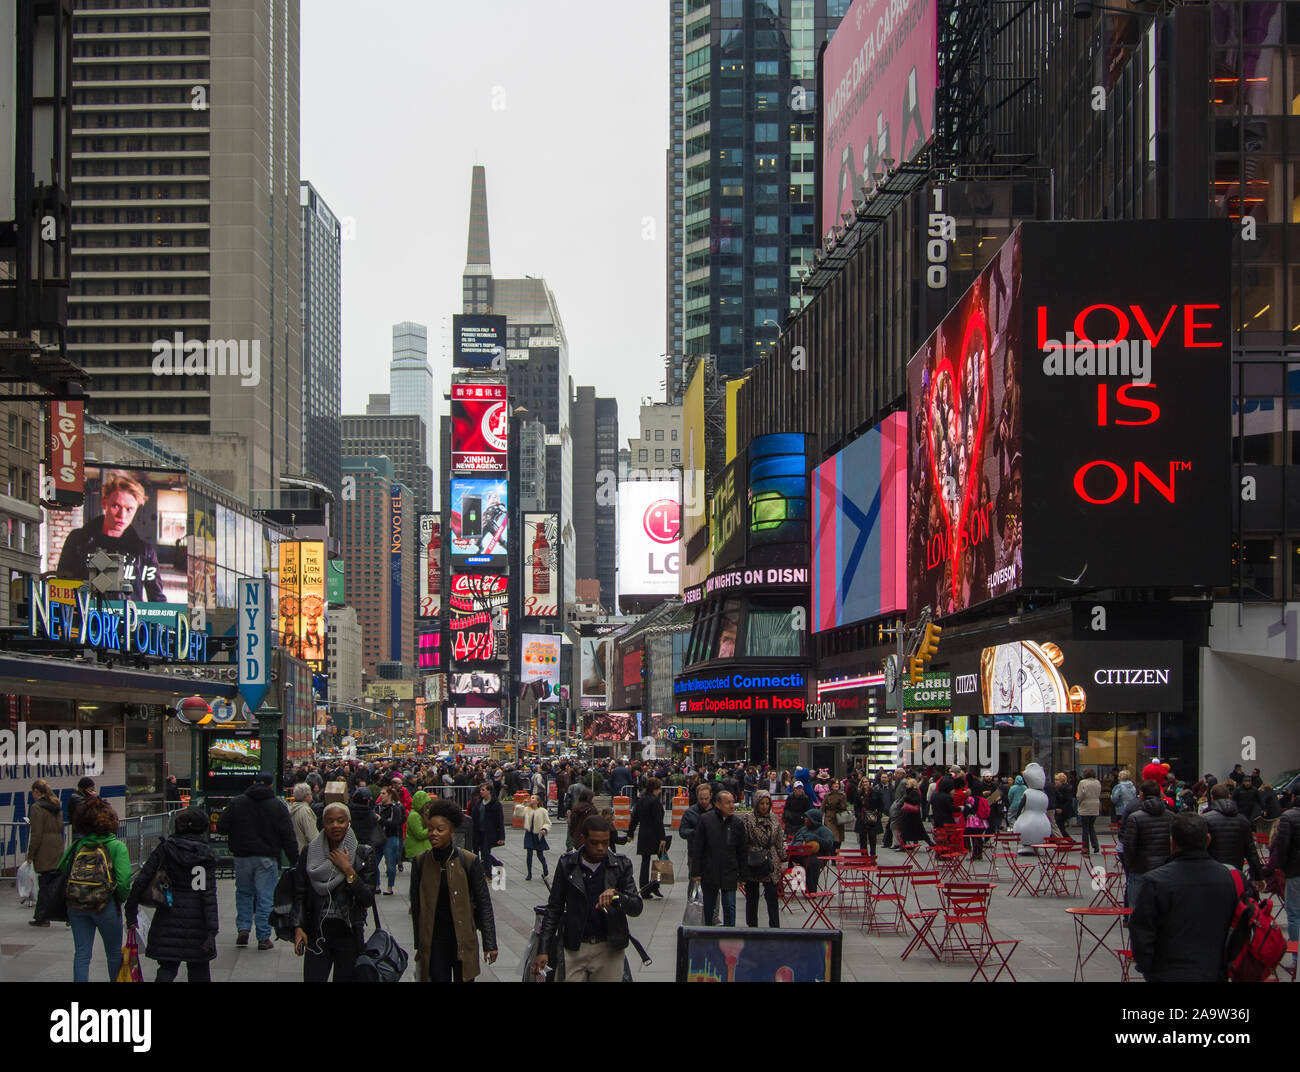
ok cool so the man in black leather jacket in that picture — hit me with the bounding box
[535,815,643,983]
[1121,780,1173,909]
[1130,813,1238,982]
[1205,783,1263,881]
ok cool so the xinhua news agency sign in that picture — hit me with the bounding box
[29,580,207,662]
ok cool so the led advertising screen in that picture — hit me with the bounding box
[1016,219,1231,589]
[42,466,189,604]
[813,413,907,632]
[821,0,938,238]
[449,574,508,664]
[451,382,508,472]
[907,231,1022,618]
[451,671,501,695]
[521,632,562,703]
[452,313,507,369]
[747,433,810,559]
[450,477,507,565]
[523,513,559,617]
[418,513,440,617]
[277,541,327,671]
[206,736,261,775]
[580,630,610,712]
[618,481,681,598]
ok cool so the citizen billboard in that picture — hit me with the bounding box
[618,481,681,598]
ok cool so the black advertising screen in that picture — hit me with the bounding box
[1018,220,1231,589]
[452,314,507,369]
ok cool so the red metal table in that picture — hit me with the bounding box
[1066,905,1132,981]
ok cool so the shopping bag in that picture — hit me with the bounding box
[15,861,36,904]
[682,880,704,926]
[134,910,150,949]
[651,855,675,886]
[116,925,143,982]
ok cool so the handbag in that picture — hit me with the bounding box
[651,855,675,885]
[836,809,853,827]
[143,861,173,909]
[863,809,882,827]
[354,903,409,982]
[268,868,301,942]
[116,924,143,983]
[682,880,705,926]
[746,848,773,877]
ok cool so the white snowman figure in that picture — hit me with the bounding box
[1014,762,1052,855]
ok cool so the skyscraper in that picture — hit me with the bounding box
[390,321,434,473]
[459,165,575,610]
[299,181,342,518]
[341,413,433,520]
[572,387,619,612]
[669,0,847,386]
[68,0,303,502]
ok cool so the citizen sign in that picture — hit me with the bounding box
[1093,668,1172,685]
[954,674,977,695]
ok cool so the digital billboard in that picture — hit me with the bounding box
[449,574,508,665]
[580,630,610,712]
[523,513,558,617]
[619,481,680,598]
[682,361,710,586]
[821,0,938,237]
[521,632,562,703]
[276,541,327,671]
[907,221,1231,617]
[907,231,1022,618]
[812,412,907,632]
[42,466,188,604]
[1015,219,1230,589]
[327,559,345,606]
[452,314,507,370]
[747,433,810,559]
[451,671,501,695]
[418,514,440,617]
[710,454,746,570]
[450,477,507,564]
[451,382,508,472]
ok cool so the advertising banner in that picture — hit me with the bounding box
[450,477,508,565]
[904,671,950,714]
[326,559,345,606]
[452,314,507,369]
[710,455,746,569]
[747,433,809,559]
[277,541,327,671]
[44,399,85,508]
[579,626,611,713]
[451,671,501,696]
[365,681,415,702]
[673,670,807,718]
[821,0,938,237]
[238,578,270,712]
[41,466,188,605]
[451,382,508,472]
[389,489,404,662]
[618,481,681,598]
[523,513,558,617]
[419,514,440,617]
[521,633,562,703]
[948,637,1183,717]
[812,412,906,631]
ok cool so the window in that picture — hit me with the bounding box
[671,449,681,462]
[754,215,779,234]
[753,246,778,265]
[655,449,665,462]
[638,449,648,462]
[655,429,665,441]
[753,123,778,143]
[6,415,14,446]
[745,607,802,657]
[671,429,678,441]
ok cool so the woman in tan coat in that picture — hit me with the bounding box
[26,779,64,927]
[822,779,850,852]
[1075,768,1103,855]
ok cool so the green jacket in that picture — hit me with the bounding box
[405,791,431,859]
[57,833,132,904]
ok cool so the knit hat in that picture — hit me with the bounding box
[806,808,823,824]
[173,807,209,836]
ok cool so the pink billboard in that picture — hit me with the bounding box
[821,0,938,238]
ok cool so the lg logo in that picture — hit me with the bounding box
[643,499,680,544]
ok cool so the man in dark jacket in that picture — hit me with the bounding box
[1273,803,1300,970]
[627,778,668,898]
[55,471,166,602]
[1232,777,1262,824]
[1130,813,1239,982]
[783,782,811,838]
[930,776,957,829]
[1204,783,1263,881]
[535,815,643,982]
[217,772,299,948]
[608,761,634,799]
[64,776,96,823]
[688,790,745,926]
[1122,780,1174,909]
[678,782,713,849]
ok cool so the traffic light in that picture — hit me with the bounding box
[907,655,926,684]
[918,623,942,665]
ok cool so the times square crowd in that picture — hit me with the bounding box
[16,751,1300,983]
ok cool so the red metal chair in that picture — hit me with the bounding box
[1000,852,1036,898]
[801,890,836,930]
[937,883,994,963]
[1115,948,1134,982]
[900,871,944,961]
[863,864,912,935]
[970,938,1020,982]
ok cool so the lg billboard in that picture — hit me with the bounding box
[907,220,1231,618]
[618,481,681,598]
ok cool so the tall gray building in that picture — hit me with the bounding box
[68,0,303,502]
[340,413,432,520]
[299,181,342,517]
[666,0,685,401]
[390,321,434,473]
[460,165,574,610]
[572,387,618,612]
[668,0,848,387]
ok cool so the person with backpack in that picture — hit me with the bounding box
[1130,813,1241,981]
[290,802,380,982]
[1205,783,1263,881]
[123,807,218,982]
[1271,796,1300,973]
[59,796,131,982]
[217,772,299,950]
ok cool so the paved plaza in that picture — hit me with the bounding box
[0,810,1134,982]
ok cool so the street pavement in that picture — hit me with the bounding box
[0,809,1131,982]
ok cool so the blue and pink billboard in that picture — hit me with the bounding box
[811,412,907,632]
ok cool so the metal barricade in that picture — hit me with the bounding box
[1,807,184,881]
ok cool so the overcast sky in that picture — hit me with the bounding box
[301,1,669,449]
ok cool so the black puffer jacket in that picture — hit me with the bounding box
[1130,850,1239,982]
[125,835,218,964]
[1232,784,1262,822]
[1273,807,1300,878]
[688,807,745,890]
[1205,799,1262,880]
[1122,796,1173,875]
[217,785,298,863]
[349,799,379,847]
